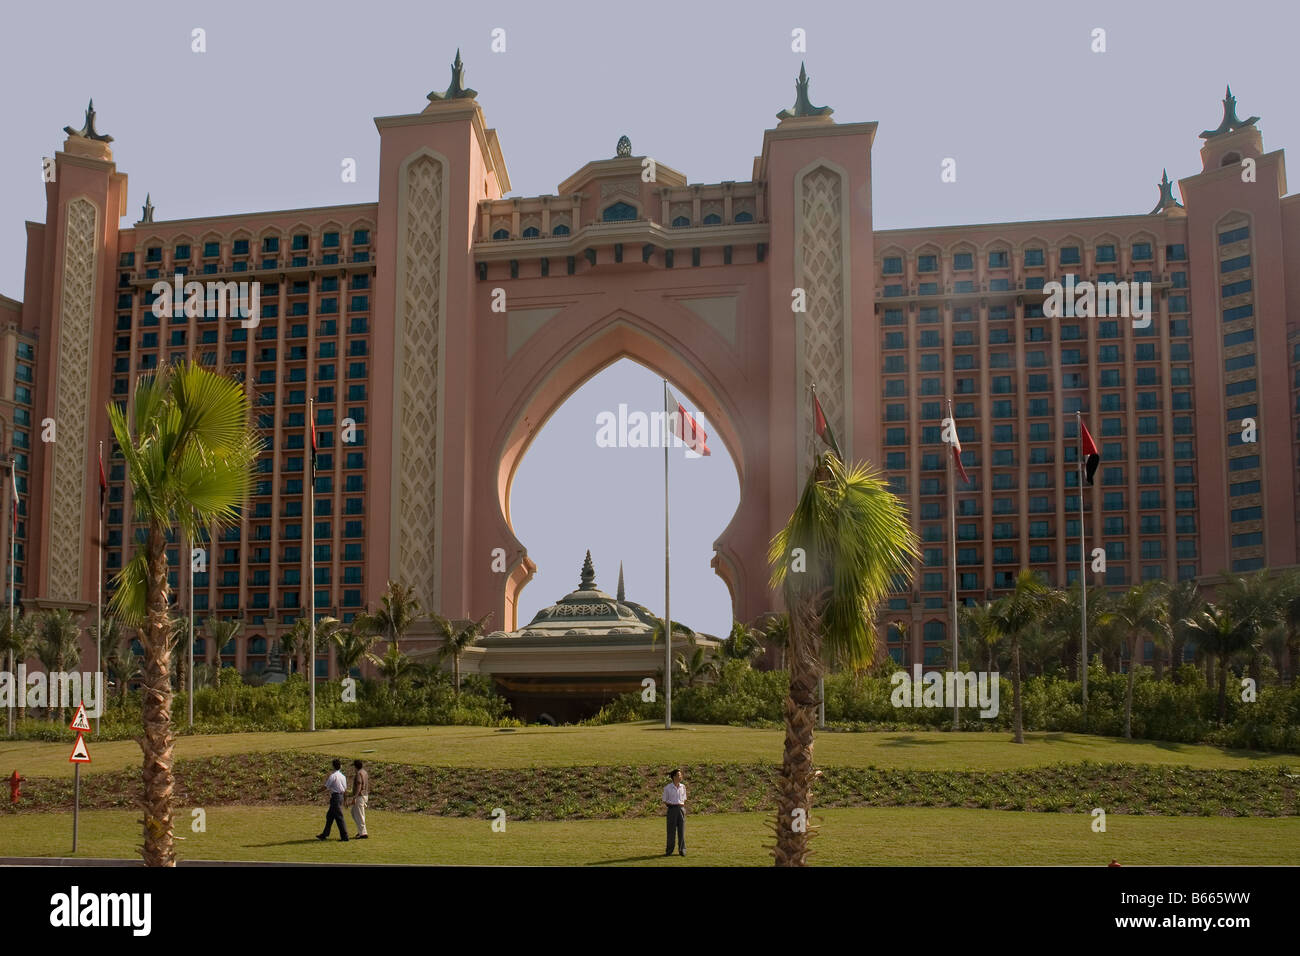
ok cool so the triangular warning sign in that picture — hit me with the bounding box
[69,734,91,763]
[69,702,91,733]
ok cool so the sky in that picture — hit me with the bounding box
[1,0,1295,635]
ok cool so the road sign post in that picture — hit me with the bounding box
[69,702,91,853]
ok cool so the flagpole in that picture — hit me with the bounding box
[5,458,13,739]
[96,441,103,735]
[1078,410,1088,719]
[308,397,316,732]
[947,399,959,731]
[662,380,671,732]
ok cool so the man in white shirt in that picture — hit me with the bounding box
[663,768,686,856]
[317,758,350,841]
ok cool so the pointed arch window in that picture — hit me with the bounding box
[602,202,637,222]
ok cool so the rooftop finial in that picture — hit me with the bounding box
[617,561,625,602]
[616,135,632,158]
[579,550,596,590]
[140,193,155,223]
[1148,169,1183,214]
[1200,84,1259,139]
[64,98,113,142]
[428,48,477,102]
[777,62,833,120]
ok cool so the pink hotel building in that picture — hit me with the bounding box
[3,59,1299,677]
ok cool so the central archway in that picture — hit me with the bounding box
[508,357,741,637]
[465,307,776,634]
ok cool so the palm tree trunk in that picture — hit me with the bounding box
[1011,632,1024,744]
[1124,633,1137,739]
[1171,635,1185,683]
[1216,653,1229,724]
[454,652,461,697]
[140,526,176,867]
[774,599,820,867]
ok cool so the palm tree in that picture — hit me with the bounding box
[754,612,791,670]
[0,611,36,728]
[893,620,910,670]
[1279,570,1300,687]
[674,645,720,687]
[1166,579,1204,682]
[103,622,141,705]
[432,612,493,695]
[375,643,415,687]
[358,580,421,654]
[768,454,918,867]
[334,625,381,677]
[959,602,1001,674]
[1189,604,1252,723]
[106,360,260,867]
[989,570,1051,744]
[720,620,764,664]
[1100,581,1169,739]
[205,619,242,678]
[1218,569,1283,691]
[34,609,84,721]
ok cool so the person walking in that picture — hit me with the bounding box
[663,768,686,857]
[317,758,350,842]
[349,758,369,839]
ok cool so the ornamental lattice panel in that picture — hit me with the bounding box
[396,155,443,608]
[48,197,98,602]
[799,167,846,465]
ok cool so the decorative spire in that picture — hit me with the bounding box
[579,550,596,590]
[140,193,155,224]
[64,98,113,142]
[617,561,625,602]
[777,62,833,120]
[1148,169,1183,214]
[428,49,477,102]
[1199,84,1259,139]
[616,135,632,158]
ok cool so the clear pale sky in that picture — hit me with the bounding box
[1,0,1294,636]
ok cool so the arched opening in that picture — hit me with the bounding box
[508,358,740,639]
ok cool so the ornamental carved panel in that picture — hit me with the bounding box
[798,166,846,465]
[48,197,98,602]
[395,155,444,608]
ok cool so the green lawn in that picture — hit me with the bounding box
[2,722,1293,778]
[3,805,1296,865]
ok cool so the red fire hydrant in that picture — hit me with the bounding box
[9,770,23,805]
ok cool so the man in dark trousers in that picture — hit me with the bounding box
[317,758,349,841]
[663,768,686,856]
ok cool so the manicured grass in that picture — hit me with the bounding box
[2,722,1294,779]
[2,805,1296,865]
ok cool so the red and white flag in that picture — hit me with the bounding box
[665,385,710,456]
[944,414,971,485]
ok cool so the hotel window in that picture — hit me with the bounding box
[1223,328,1255,348]
[917,254,938,273]
[1096,244,1116,263]
[991,376,1012,394]
[1167,243,1187,261]
[1098,321,1119,339]
[885,428,906,446]
[323,232,340,248]
[262,237,279,253]
[1024,248,1044,267]
[1174,465,1194,484]
[353,229,370,245]
[881,256,902,274]
[1221,254,1251,273]
[1225,354,1256,372]
[884,380,906,397]
[521,227,540,238]
[1102,467,1124,486]
[988,250,1009,269]
[233,239,250,255]
[1059,246,1081,265]
[1229,455,1260,472]
[146,246,162,262]
[1230,480,1260,497]
[885,452,906,470]
[174,244,191,260]
[552,224,570,236]
[1218,225,1249,245]
[953,252,973,271]
[919,330,942,348]
[1225,378,1255,397]
[1222,279,1252,298]
[992,400,1012,418]
[1099,369,1121,387]
[953,331,975,347]
[1139,491,1163,510]
[1223,304,1254,323]
[919,354,942,372]
[1135,343,1156,361]
[1132,242,1153,261]
[1170,319,1190,337]
[988,328,1010,344]
[1231,506,1262,523]
[1173,416,1193,435]
[992,449,1014,466]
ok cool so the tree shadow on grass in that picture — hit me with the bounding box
[583,854,677,866]
[243,838,340,848]
[878,735,945,747]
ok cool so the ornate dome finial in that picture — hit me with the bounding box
[140,193,155,224]
[1148,169,1184,214]
[1200,84,1259,140]
[579,550,597,590]
[64,98,114,142]
[428,48,477,102]
[616,135,632,158]
[777,62,833,120]
[616,561,625,602]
